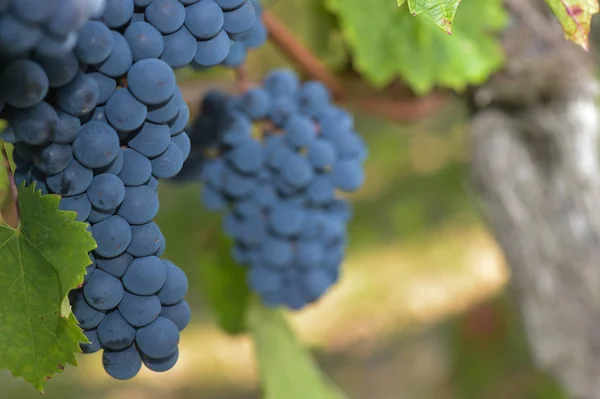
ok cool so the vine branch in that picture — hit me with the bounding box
[1,143,19,225]
[235,65,251,93]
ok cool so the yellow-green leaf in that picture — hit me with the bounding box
[398,0,461,34]
[0,185,96,391]
[545,0,599,50]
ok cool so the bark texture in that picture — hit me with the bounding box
[469,3,600,398]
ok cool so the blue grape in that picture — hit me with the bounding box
[96,252,133,278]
[97,310,136,350]
[127,222,162,257]
[159,300,190,331]
[92,215,132,258]
[122,256,166,295]
[141,350,179,372]
[263,69,299,97]
[88,72,117,105]
[95,31,133,78]
[59,193,92,222]
[307,139,336,169]
[220,40,246,67]
[127,59,176,105]
[239,87,270,119]
[146,86,183,124]
[135,316,179,359]
[118,185,159,225]
[106,88,147,132]
[157,261,188,305]
[237,17,266,48]
[171,132,190,160]
[83,270,124,311]
[160,26,197,68]
[73,121,120,168]
[81,329,102,354]
[46,159,93,196]
[11,101,58,145]
[88,207,116,224]
[56,72,100,117]
[330,160,365,192]
[119,148,152,187]
[127,122,171,158]
[33,142,73,175]
[124,22,164,62]
[102,345,142,380]
[145,0,186,34]
[284,115,315,148]
[279,154,313,188]
[55,111,81,144]
[151,143,184,179]
[96,148,124,175]
[33,51,78,88]
[222,1,255,35]
[194,29,231,66]
[168,101,189,135]
[72,291,105,329]
[75,21,115,64]
[185,0,223,40]
[227,138,264,174]
[0,60,48,108]
[0,15,42,55]
[99,0,134,29]
[87,173,126,211]
[118,291,161,327]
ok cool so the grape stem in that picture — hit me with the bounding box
[1,143,19,225]
[262,10,345,99]
[235,65,251,93]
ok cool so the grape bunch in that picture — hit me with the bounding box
[180,69,367,310]
[114,0,257,69]
[1,0,193,380]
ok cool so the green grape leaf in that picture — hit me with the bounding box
[327,0,508,94]
[545,0,599,50]
[0,184,96,391]
[198,234,250,334]
[248,298,348,399]
[397,0,461,33]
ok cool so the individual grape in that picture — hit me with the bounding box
[96,148,124,175]
[185,0,223,39]
[99,0,134,29]
[307,139,336,169]
[55,111,81,144]
[97,310,136,350]
[222,1,255,35]
[0,60,49,108]
[122,256,166,295]
[194,30,231,66]
[239,87,270,119]
[33,51,79,88]
[220,41,246,67]
[83,270,124,311]
[73,121,120,168]
[127,122,171,158]
[227,138,263,174]
[124,22,164,62]
[95,31,133,78]
[87,173,126,211]
[46,159,93,196]
[141,349,179,372]
[171,132,190,160]
[32,142,73,175]
[59,193,92,222]
[135,316,179,359]
[146,86,182,124]
[150,143,184,179]
[102,345,142,380]
[159,300,190,331]
[330,160,365,192]
[284,115,315,148]
[118,148,152,186]
[56,72,100,117]
[157,261,188,305]
[237,17,266,48]
[168,101,189,135]
[88,72,117,105]
[127,222,162,257]
[263,69,299,97]
[117,185,159,225]
[118,291,161,327]
[145,0,186,34]
[106,88,147,132]
[92,215,132,258]
[279,154,313,188]
[96,252,133,278]
[11,101,58,145]
[127,59,176,105]
[75,21,115,65]
[160,26,197,68]
[72,291,106,329]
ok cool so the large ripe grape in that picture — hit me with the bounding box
[100,0,134,29]
[46,159,93,196]
[55,111,81,144]
[83,270,124,311]
[102,345,142,380]
[141,349,179,372]
[56,72,100,117]
[127,222,162,257]
[81,329,102,354]
[127,122,171,158]
[96,252,133,278]
[72,291,105,329]
[157,261,188,305]
[124,22,164,62]
[118,292,161,327]
[88,72,117,105]
[73,122,120,168]
[0,60,48,109]
[117,185,159,225]
[135,317,179,359]
[194,30,231,66]
[59,193,92,222]
[33,51,79,88]
[160,300,191,331]
[32,143,73,175]
[97,310,136,350]
[222,1,255,35]
[87,173,126,211]
[92,215,132,258]
[145,86,182,124]
[106,88,147,132]
[160,26,197,68]
[11,101,58,145]
[127,59,176,105]
[119,148,152,186]
[145,0,186,34]
[151,142,183,179]
[185,0,223,39]
[95,31,133,78]
[75,21,115,64]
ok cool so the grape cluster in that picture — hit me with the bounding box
[118,0,257,69]
[1,0,192,380]
[180,69,367,310]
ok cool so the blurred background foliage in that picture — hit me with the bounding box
[0,0,576,398]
